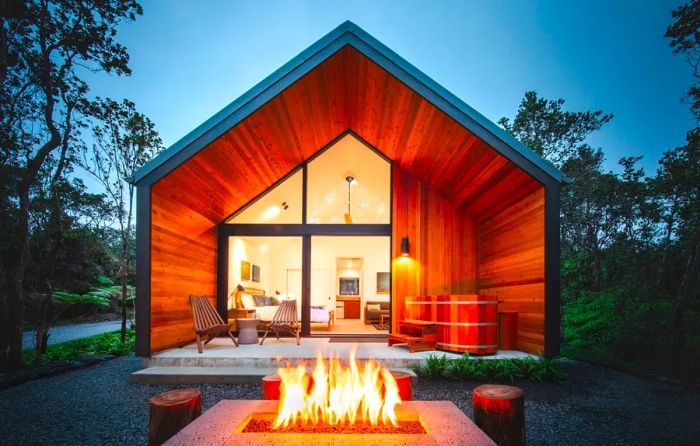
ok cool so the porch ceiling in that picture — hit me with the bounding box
[151,46,541,232]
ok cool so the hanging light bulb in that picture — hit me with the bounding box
[344,176,354,224]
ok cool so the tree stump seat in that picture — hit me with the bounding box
[472,384,525,446]
[148,388,202,446]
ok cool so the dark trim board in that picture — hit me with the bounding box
[216,228,229,322]
[220,224,391,237]
[302,236,311,336]
[544,184,562,358]
[135,184,151,357]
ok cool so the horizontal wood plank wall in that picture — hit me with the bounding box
[477,188,545,353]
[391,166,478,333]
[150,187,217,352]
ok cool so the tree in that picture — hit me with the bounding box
[0,0,142,370]
[666,0,700,121]
[498,91,613,167]
[81,98,161,342]
[654,130,700,355]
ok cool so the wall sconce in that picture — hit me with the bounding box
[401,236,410,257]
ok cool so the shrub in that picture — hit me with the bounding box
[412,353,568,383]
[562,290,620,357]
[23,329,135,366]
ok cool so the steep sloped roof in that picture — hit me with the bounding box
[134,21,564,187]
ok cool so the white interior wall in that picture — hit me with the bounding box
[227,237,272,308]
[227,236,389,321]
[312,236,390,320]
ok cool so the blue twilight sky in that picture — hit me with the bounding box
[88,0,694,178]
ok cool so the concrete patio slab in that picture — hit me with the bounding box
[147,337,532,368]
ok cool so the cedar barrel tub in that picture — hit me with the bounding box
[405,295,498,354]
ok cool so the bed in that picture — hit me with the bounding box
[233,287,334,329]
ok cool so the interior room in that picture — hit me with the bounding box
[227,235,390,335]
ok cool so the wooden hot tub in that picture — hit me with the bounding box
[405,294,498,354]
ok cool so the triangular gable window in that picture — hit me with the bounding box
[227,169,303,224]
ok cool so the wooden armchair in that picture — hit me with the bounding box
[190,295,238,353]
[259,299,300,345]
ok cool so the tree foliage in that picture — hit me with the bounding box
[501,78,699,378]
[666,0,700,120]
[0,0,143,369]
[497,91,612,167]
[81,97,162,341]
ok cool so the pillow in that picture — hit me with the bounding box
[268,296,281,306]
[253,295,267,307]
[367,304,381,311]
[240,293,256,309]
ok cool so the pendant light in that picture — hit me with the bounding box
[344,176,354,224]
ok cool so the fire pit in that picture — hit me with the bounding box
[165,400,494,445]
[164,353,495,445]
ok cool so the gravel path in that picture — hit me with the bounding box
[22,321,123,350]
[0,355,697,445]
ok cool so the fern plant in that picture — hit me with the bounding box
[412,353,568,383]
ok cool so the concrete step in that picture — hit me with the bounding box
[147,356,428,369]
[129,366,417,385]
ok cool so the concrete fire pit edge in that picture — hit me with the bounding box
[164,400,496,446]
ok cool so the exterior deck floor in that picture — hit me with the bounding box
[148,337,533,368]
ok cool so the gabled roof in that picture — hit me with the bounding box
[133,21,564,186]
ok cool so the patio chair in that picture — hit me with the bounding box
[259,299,300,345]
[190,295,238,353]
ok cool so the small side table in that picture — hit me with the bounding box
[228,308,256,332]
[237,318,259,344]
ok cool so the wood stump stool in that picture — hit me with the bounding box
[390,370,413,401]
[148,388,202,446]
[472,384,525,446]
[262,374,281,400]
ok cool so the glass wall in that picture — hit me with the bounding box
[227,236,303,320]
[306,135,390,224]
[227,169,303,224]
[310,236,390,334]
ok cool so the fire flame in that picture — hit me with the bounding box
[272,351,402,429]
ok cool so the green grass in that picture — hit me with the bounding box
[412,353,568,383]
[23,328,135,366]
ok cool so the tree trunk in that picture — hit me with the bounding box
[119,215,130,343]
[671,240,699,358]
[33,288,52,365]
[121,275,127,343]
[6,182,33,369]
[0,265,9,370]
[6,263,25,369]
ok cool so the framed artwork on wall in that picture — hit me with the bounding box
[376,272,390,294]
[252,265,261,283]
[240,260,251,281]
[339,277,360,295]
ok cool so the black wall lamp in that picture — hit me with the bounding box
[401,236,410,257]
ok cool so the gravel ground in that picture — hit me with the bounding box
[0,355,697,445]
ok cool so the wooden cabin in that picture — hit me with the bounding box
[133,22,564,358]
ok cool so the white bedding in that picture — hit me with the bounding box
[252,305,330,323]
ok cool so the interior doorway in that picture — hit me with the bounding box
[310,236,391,335]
